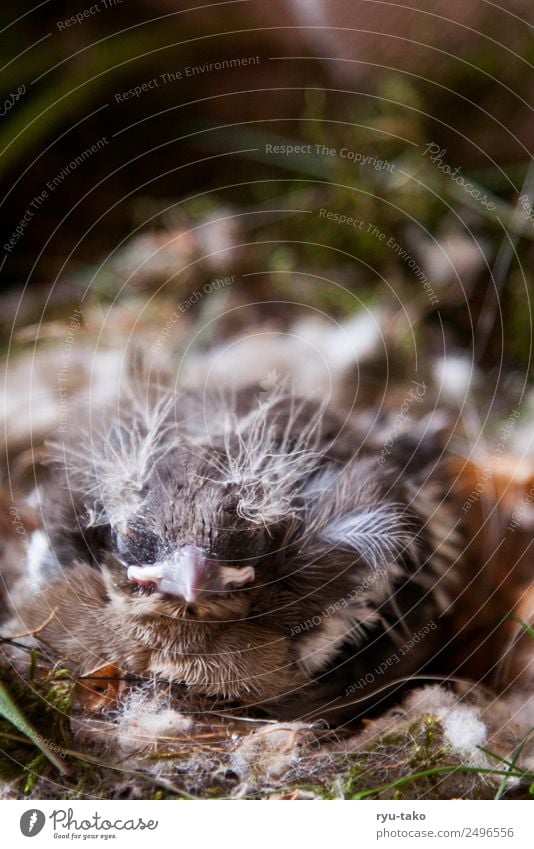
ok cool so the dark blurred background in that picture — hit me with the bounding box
[1,0,533,373]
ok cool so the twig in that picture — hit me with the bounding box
[6,608,58,640]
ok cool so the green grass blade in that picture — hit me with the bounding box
[351,764,531,799]
[0,681,70,775]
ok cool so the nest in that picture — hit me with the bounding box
[2,634,534,800]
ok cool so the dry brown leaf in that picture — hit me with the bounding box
[75,663,126,714]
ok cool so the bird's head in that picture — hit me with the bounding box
[60,388,324,605]
[110,458,276,603]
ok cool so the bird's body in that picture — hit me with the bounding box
[21,381,460,721]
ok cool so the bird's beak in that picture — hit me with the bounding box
[127,544,255,602]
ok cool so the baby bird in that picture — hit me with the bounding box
[21,382,460,722]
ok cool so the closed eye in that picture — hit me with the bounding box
[111,524,160,565]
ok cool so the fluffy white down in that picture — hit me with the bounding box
[405,687,488,761]
[230,723,315,784]
[441,708,487,755]
[116,690,193,754]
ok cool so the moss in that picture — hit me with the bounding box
[0,659,74,793]
[341,762,368,799]
[22,753,46,795]
[407,714,449,771]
